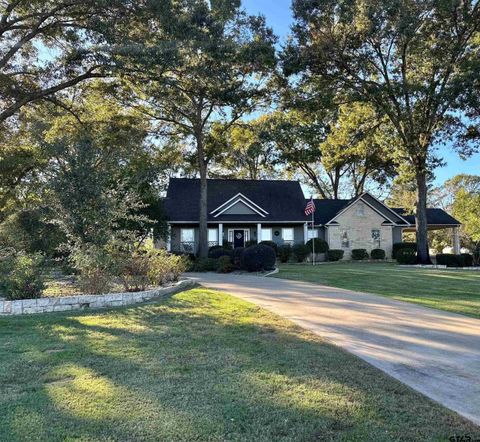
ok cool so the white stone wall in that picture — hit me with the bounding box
[327,201,394,259]
[0,280,195,316]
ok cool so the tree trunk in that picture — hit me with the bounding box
[196,133,209,258]
[415,171,431,264]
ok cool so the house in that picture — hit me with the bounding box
[163,178,461,258]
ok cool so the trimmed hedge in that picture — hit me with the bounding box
[233,247,245,268]
[216,256,234,273]
[306,238,329,253]
[259,240,277,254]
[208,247,233,260]
[392,242,417,259]
[277,244,292,263]
[327,249,344,262]
[396,248,416,264]
[436,253,474,267]
[370,249,386,260]
[241,244,276,272]
[292,244,310,262]
[192,258,218,272]
[351,249,368,260]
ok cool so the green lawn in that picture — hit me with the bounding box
[274,263,480,318]
[0,288,478,441]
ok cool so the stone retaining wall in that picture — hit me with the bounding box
[0,279,195,316]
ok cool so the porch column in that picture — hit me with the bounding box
[257,223,262,243]
[304,223,308,244]
[166,224,171,252]
[218,223,223,246]
[453,226,461,254]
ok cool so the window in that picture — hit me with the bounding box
[282,228,294,242]
[356,203,365,217]
[341,231,349,248]
[180,228,194,243]
[261,228,272,241]
[308,229,319,239]
[372,229,381,247]
[208,228,218,243]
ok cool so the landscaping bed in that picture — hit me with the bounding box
[0,288,477,441]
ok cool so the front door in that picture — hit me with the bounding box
[233,229,245,248]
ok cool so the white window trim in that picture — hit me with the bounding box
[180,228,195,243]
[282,227,294,241]
[261,227,272,241]
[208,228,218,242]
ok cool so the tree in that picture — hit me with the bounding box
[284,0,480,262]
[0,0,127,124]
[0,82,167,251]
[121,1,276,257]
[267,103,397,199]
[444,175,480,251]
[208,118,278,180]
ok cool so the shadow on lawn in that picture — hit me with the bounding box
[0,290,478,441]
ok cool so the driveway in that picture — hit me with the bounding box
[187,272,480,425]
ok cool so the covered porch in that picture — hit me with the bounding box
[168,222,307,254]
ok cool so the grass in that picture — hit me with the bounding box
[0,288,478,441]
[274,263,480,319]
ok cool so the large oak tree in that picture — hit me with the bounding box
[284,0,480,262]
[120,0,276,257]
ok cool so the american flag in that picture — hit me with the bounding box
[305,197,316,216]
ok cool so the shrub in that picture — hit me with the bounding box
[223,242,233,250]
[436,253,474,268]
[292,244,310,262]
[192,257,218,272]
[370,249,386,260]
[277,244,292,263]
[147,249,187,285]
[396,248,416,265]
[208,245,223,253]
[474,247,480,266]
[351,249,369,260]
[306,238,329,253]
[0,252,45,300]
[392,242,417,259]
[245,239,257,248]
[70,244,116,294]
[117,252,150,291]
[233,247,245,268]
[327,249,344,261]
[461,253,473,267]
[216,256,234,273]
[259,240,277,254]
[208,247,233,260]
[241,244,276,272]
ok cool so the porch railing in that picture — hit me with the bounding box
[180,242,195,253]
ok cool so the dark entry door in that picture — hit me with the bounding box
[233,230,245,248]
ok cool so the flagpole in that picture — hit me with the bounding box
[312,206,315,266]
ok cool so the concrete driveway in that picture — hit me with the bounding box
[187,272,480,425]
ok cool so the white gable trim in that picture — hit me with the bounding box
[326,194,397,225]
[361,192,411,225]
[210,193,268,218]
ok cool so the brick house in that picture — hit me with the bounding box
[163,178,461,258]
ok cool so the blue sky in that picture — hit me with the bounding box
[242,0,480,185]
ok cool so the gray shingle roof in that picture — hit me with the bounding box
[163,178,460,227]
[164,178,309,222]
[392,208,461,226]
